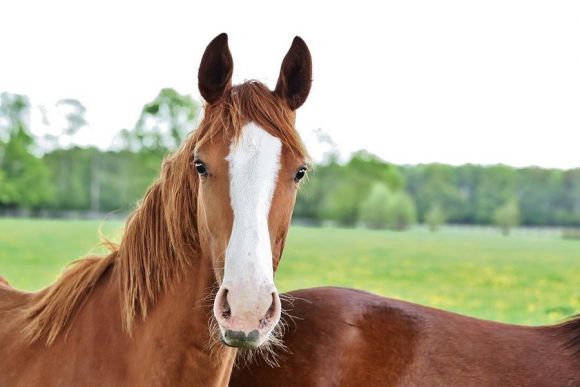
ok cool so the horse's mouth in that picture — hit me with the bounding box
[219,329,262,349]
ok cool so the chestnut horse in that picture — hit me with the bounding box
[0,33,312,386]
[231,287,580,386]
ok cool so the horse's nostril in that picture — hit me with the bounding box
[266,292,276,318]
[220,288,231,319]
[259,293,278,329]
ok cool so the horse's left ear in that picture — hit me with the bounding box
[274,36,312,111]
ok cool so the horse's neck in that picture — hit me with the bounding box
[118,252,237,385]
[30,249,238,385]
[108,176,237,384]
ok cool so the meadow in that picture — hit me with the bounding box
[0,218,578,325]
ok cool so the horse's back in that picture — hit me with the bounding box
[230,287,580,387]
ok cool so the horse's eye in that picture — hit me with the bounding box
[294,167,307,183]
[194,161,208,177]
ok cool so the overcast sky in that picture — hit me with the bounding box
[1,0,579,168]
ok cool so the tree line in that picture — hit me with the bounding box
[1,90,579,232]
[293,151,580,231]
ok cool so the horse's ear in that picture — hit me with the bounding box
[275,36,312,111]
[198,33,233,104]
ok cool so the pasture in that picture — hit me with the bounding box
[0,218,578,325]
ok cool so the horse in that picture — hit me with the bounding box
[0,33,313,386]
[230,287,580,386]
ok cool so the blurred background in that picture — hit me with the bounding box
[0,0,578,324]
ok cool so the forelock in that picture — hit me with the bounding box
[191,81,308,159]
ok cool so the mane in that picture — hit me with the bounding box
[20,81,306,345]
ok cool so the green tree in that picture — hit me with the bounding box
[474,165,516,224]
[404,163,466,223]
[293,161,341,222]
[359,183,391,229]
[315,150,405,226]
[359,184,417,231]
[46,99,98,210]
[57,99,88,135]
[0,92,53,208]
[321,177,362,225]
[119,88,200,152]
[41,98,88,151]
[425,203,447,232]
[347,150,405,191]
[561,169,580,226]
[494,199,520,236]
[386,191,417,231]
[43,147,96,210]
[515,167,563,226]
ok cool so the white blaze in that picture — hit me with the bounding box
[222,122,282,301]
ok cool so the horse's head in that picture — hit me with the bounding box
[193,34,311,349]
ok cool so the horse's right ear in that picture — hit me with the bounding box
[198,33,233,104]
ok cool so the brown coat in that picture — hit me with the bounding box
[231,287,580,387]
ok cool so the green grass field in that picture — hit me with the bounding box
[0,218,578,325]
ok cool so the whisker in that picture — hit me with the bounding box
[233,308,290,369]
